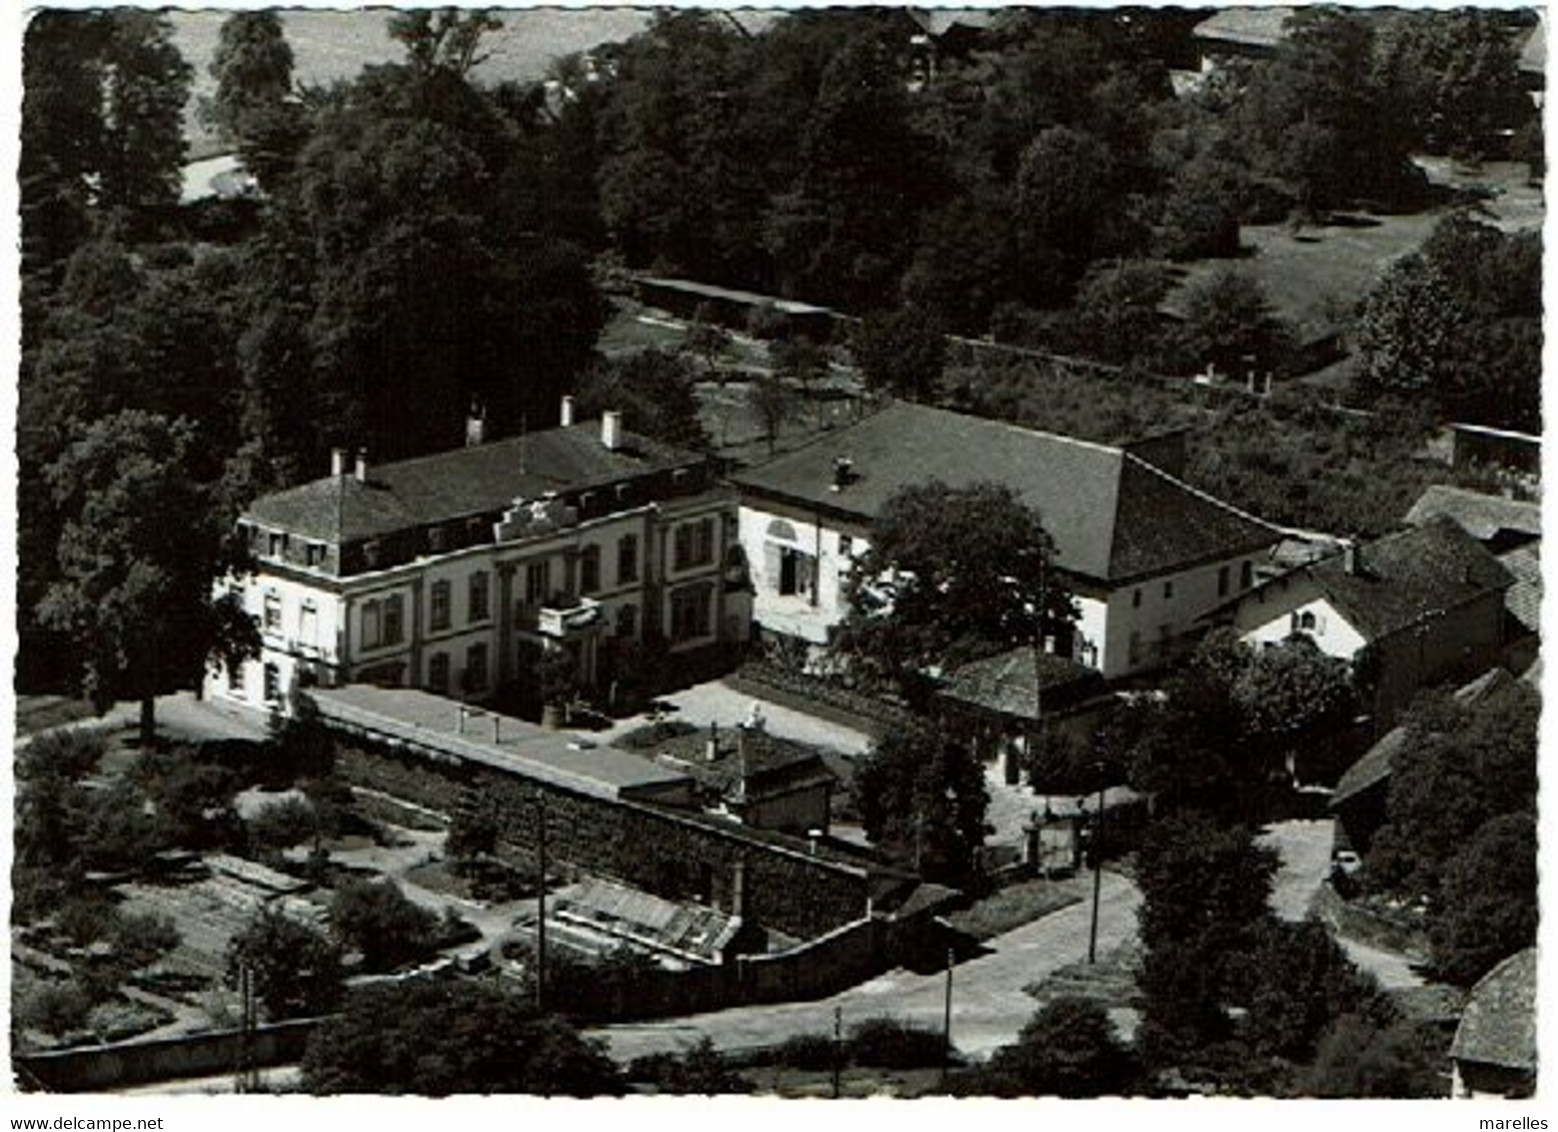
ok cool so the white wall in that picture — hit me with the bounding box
[1234,574,1368,660]
[738,502,861,646]
[1101,552,1266,677]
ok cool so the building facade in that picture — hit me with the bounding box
[732,402,1279,680]
[1223,519,1513,728]
[212,407,750,712]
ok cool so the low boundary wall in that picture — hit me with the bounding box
[16,1018,321,1093]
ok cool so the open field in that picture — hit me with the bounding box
[1167,159,1542,347]
[168,8,655,157]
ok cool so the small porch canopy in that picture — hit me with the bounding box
[939,645,1105,726]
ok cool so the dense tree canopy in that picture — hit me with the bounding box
[227,908,344,1021]
[36,411,258,744]
[852,721,989,882]
[204,11,304,189]
[302,979,624,1095]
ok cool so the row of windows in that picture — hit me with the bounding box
[259,529,328,567]
[1130,561,1255,609]
[261,591,319,643]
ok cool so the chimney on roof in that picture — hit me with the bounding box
[601,410,623,451]
[831,456,854,492]
[705,722,719,763]
[560,394,575,428]
[731,860,746,920]
[354,449,368,484]
[331,448,347,477]
[466,400,486,447]
[1341,538,1361,575]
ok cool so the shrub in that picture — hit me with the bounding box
[774,1031,838,1071]
[848,1017,952,1069]
[18,980,94,1037]
[329,879,440,973]
[19,728,109,783]
[247,795,318,851]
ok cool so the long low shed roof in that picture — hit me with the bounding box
[307,685,691,801]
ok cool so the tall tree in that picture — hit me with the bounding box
[96,11,193,220]
[36,411,258,745]
[1374,9,1533,157]
[204,11,304,189]
[850,307,948,402]
[1172,268,1293,378]
[227,908,344,1020]
[852,722,990,882]
[833,481,1078,696]
[574,349,709,452]
[766,31,939,307]
[1135,811,1278,1071]
[1429,812,1538,986]
[20,10,109,279]
[388,8,504,80]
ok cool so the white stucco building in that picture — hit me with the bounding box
[730,401,1280,680]
[211,405,749,712]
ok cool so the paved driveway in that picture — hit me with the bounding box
[594,871,1141,1062]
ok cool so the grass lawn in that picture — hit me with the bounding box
[1166,159,1541,348]
[945,876,1086,942]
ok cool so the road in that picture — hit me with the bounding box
[594,871,1141,1063]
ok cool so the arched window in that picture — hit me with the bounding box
[766,518,799,543]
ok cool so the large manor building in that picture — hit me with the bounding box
[210,401,749,711]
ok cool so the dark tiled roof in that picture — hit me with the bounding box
[245,422,701,542]
[940,645,1104,721]
[1308,518,1514,641]
[655,728,836,803]
[1499,544,1541,634]
[1332,667,1522,807]
[1404,485,1542,543]
[732,402,1276,584]
[1451,948,1537,1071]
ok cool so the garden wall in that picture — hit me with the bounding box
[727,662,913,738]
[337,742,875,940]
[16,1018,320,1093]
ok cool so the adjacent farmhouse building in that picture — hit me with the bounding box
[1450,948,1537,1099]
[732,402,1279,679]
[210,403,749,712]
[1221,517,1513,727]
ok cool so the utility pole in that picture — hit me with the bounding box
[1087,765,1105,964]
[941,947,955,1088]
[831,1005,843,1099]
[535,790,548,1012]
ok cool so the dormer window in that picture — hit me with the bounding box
[429,526,447,553]
[268,532,286,558]
[305,543,327,568]
[362,540,381,569]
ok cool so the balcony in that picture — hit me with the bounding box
[521,594,604,638]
